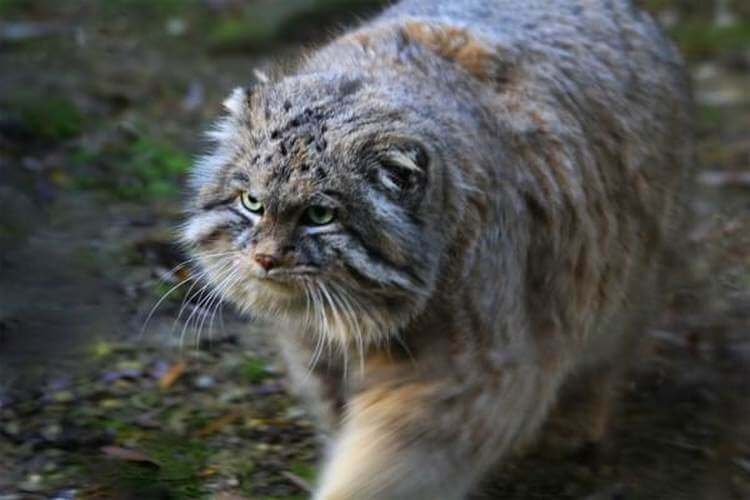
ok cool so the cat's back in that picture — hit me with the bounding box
[380,0,665,46]
[379,0,684,80]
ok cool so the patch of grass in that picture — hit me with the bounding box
[239,357,270,384]
[207,9,288,50]
[102,0,199,16]
[74,135,189,201]
[121,136,190,199]
[698,104,726,130]
[144,436,209,488]
[0,0,31,15]
[90,339,115,359]
[151,280,188,305]
[289,461,317,484]
[91,434,209,499]
[11,96,83,141]
[205,0,386,50]
[671,21,750,59]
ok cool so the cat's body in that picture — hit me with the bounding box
[183,0,692,498]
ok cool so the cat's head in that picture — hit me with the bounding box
[182,73,456,347]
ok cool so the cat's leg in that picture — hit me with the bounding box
[538,362,622,457]
[540,327,640,457]
[313,364,567,500]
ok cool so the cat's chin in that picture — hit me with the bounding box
[256,277,298,295]
[239,277,307,313]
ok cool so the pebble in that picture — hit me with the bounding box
[194,375,215,389]
[51,391,74,404]
[18,474,44,493]
[3,421,20,436]
[41,423,62,442]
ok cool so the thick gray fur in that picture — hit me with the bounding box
[182,1,692,498]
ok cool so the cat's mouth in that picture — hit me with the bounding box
[267,266,319,278]
[250,266,320,295]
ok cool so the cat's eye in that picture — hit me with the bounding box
[305,205,335,226]
[240,192,263,214]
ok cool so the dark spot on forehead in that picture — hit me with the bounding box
[315,167,328,179]
[283,100,292,112]
[276,163,292,182]
[232,171,250,183]
[339,78,363,96]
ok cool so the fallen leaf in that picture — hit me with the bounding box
[101,446,160,467]
[159,360,187,389]
[195,411,241,437]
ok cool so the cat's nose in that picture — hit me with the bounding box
[254,253,279,271]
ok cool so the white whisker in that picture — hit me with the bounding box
[178,259,236,349]
[140,251,236,341]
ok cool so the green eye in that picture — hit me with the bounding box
[305,205,335,226]
[240,192,263,213]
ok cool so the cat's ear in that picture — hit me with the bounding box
[222,86,252,119]
[222,69,269,118]
[376,143,429,203]
[207,87,253,142]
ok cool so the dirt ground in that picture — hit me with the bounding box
[0,1,748,499]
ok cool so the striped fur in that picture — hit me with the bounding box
[182,0,692,498]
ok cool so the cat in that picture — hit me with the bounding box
[181,0,693,498]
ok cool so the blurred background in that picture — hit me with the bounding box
[0,1,748,498]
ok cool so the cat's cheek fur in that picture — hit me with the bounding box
[180,211,232,247]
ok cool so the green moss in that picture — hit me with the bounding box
[90,434,209,499]
[125,137,189,187]
[239,357,270,384]
[289,461,317,484]
[0,0,31,15]
[90,339,115,359]
[13,96,83,141]
[89,415,139,437]
[103,0,199,16]
[206,0,385,50]
[672,21,750,59]
[151,280,188,305]
[698,104,725,130]
[144,436,209,483]
[207,14,285,50]
[74,135,189,201]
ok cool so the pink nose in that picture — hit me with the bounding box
[254,253,279,271]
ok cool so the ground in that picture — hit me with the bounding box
[0,1,749,499]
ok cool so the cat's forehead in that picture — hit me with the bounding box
[239,75,366,192]
[242,107,341,196]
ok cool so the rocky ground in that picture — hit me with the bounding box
[0,1,748,498]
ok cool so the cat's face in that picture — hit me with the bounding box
[182,74,446,346]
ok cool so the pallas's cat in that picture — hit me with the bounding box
[182,0,692,498]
